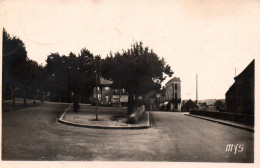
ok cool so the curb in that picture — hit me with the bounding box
[185,114,254,132]
[148,112,151,126]
[2,102,44,112]
[58,106,150,129]
[58,104,72,119]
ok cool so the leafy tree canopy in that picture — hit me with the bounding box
[102,42,173,113]
[2,28,28,88]
[103,42,173,95]
[45,48,100,103]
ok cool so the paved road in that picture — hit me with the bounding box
[2,103,254,162]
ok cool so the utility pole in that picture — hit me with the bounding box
[95,58,101,121]
[95,71,98,121]
[196,73,198,104]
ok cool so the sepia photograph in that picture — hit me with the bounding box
[1,0,259,167]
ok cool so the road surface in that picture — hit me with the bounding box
[2,103,254,162]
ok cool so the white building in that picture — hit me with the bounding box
[165,77,181,111]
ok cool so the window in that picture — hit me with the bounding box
[93,92,100,99]
[175,103,178,109]
[175,93,177,99]
[114,89,118,94]
[122,89,125,94]
[104,87,110,91]
[175,84,177,90]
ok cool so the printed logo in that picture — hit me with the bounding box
[226,144,244,154]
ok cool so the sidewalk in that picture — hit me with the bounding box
[2,99,43,112]
[58,105,150,129]
[185,114,254,132]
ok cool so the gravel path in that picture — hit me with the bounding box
[63,105,148,127]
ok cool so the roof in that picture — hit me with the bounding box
[226,59,254,96]
[166,77,181,85]
[225,83,236,95]
[235,59,254,80]
[100,76,113,85]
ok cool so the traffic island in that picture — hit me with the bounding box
[58,105,150,129]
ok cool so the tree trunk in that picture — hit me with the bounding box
[119,89,122,106]
[33,92,36,104]
[23,88,27,106]
[134,94,138,108]
[127,92,134,115]
[41,91,44,102]
[44,91,47,101]
[73,94,80,112]
[100,87,103,102]
[12,88,15,107]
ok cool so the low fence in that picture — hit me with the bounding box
[190,110,254,126]
[128,105,145,124]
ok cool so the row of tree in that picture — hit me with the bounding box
[3,29,45,106]
[2,29,173,114]
[45,50,102,112]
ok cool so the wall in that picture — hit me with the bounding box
[190,110,254,126]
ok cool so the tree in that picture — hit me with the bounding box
[215,100,225,111]
[78,49,102,103]
[45,53,71,102]
[21,59,42,104]
[103,42,173,114]
[45,49,98,112]
[36,65,47,102]
[2,28,27,106]
[78,48,96,100]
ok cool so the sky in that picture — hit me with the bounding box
[1,0,259,100]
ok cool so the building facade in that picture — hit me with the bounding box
[225,59,254,115]
[92,76,128,106]
[165,77,181,111]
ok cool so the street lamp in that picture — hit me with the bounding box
[94,70,99,121]
[156,92,161,111]
[91,57,100,121]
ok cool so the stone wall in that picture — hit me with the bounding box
[190,110,254,126]
[128,105,145,124]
